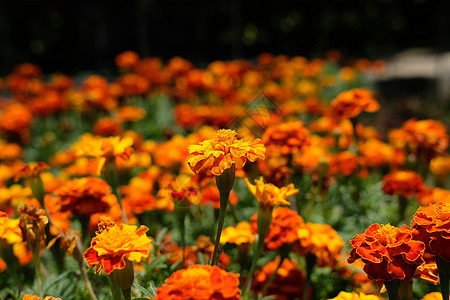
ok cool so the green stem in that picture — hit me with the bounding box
[302,254,317,300]
[31,246,43,298]
[211,192,228,266]
[107,275,123,300]
[397,279,413,300]
[437,256,450,300]
[122,288,131,300]
[74,240,98,300]
[398,194,408,224]
[384,279,400,300]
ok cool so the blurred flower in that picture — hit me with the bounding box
[430,156,450,177]
[197,184,239,209]
[329,151,359,177]
[245,177,298,208]
[0,211,22,244]
[418,187,450,206]
[84,216,152,275]
[0,102,33,144]
[328,291,384,300]
[220,221,254,245]
[297,222,344,268]
[348,223,425,281]
[117,106,146,122]
[263,121,311,155]
[330,88,379,121]
[382,170,424,197]
[115,51,140,70]
[421,292,443,300]
[93,117,123,136]
[22,295,60,300]
[156,264,241,300]
[187,129,265,175]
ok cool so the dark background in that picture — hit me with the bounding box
[1,0,450,75]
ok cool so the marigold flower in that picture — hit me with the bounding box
[93,117,123,136]
[117,105,146,122]
[54,177,112,216]
[418,187,450,206]
[18,204,48,248]
[156,264,241,300]
[251,207,304,251]
[245,177,298,208]
[297,222,344,268]
[330,88,379,121]
[220,221,254,245]
[329,151,359,177]
[421,292,443,300]
[411,202,450,261]
[22,295,60,300]
[198,184,239,209]
[348,223,425,281]
[0,211,22,244]
[328,291,384,300]
[115,51,140,70]
[14,162,50,181]
[430,156,450,177]
[0,140,23,160]
[262,121,311,155]
[187,129,265,175]
[382,170,424,197]
[84,216,152,275]
[252,257,306,300]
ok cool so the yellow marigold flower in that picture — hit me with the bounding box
[220,221,254,245]
[297,222,345,268]
[421,292,443,300]
[186,129,265,175]
[84,216,152,275]
[328,291,385,300]
[0,211,22,244]
[22,295,60,300]
[73,133,134,174]
[245,177,299,207]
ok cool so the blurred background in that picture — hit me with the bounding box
[1,0,450,75]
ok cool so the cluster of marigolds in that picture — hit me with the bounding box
[0,50,450,300]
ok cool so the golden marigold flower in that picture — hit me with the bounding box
[251,207,304,251]
[252,257,307,300]
[0,140,23,160]
[421,292,443,300]
[54,177,112,216]
[73,134,134,175]
[0,211,22,244]
[187,129,265,175]
[430,156,450,176]
[245,177,298,208]
[22,295,60,300]
[297,222,344,268]
[14,162,50,181]
[220,221,254,245]
[262,121,311,155]
[411,202,450,261]
[156,264,241,300]
[18,204,48,248]
[348,223,425,281]
[418,187,450,206]
[328,291,385,300]
[330,88,379,121]
[84,216,152,275]
[382,170,424,197]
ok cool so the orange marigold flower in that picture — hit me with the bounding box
[156,264,241,300]
[328,291,385,300]
[411,202,450,261]
[198,184,239,209]
[0,211,22,244]
[14,162,50,181]
[84,216,152,275]
[297,222,344,268]
[117,106,146,122]
[73,134,134,174]
[54,177,112,216]
[262,121,311,155]
[430,156,450,176]
[187,129,265,175]
[18,204,48,248]
[93,117,123,136]
[382,170,424,197]
[330,88,379,121]
[245,177,298,208]
[418,187,450,206]
[421,292,443,300]
[329,151,359,177]
[0,102,33,143]
[252,257,307,300]
[251,207,304,251]
[0,140,23,160]
[115,50,140,70]
[220,221,254,245]
[348,223,425,281]
[22,295,60,300]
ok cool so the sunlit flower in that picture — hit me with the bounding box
[156,264,241,300]
[382,170,424,197]
[0,211,22,244]
[187,129,265,175]
[421,292,443,300]
[252,257,307,300]
[245,177,298,208]
[220,221,254,245]
[14,162,50,181]
[330,88,379,121]
[251,207,304,251]
[84,216,152,275]
[348,223,425,281]
[262,121,311,155]
[411,202,450,261]
[297,222,344,268]
[328,291,385,300]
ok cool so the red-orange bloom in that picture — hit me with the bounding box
[411,202,450,261]
[262,121,311,155]
[418,187,450,206]
[84,216,152,275]
[156,264,241,300]
[348,223,425,281]
[330,88,379,121]
[14,162,50,181]
[382,170,424,197]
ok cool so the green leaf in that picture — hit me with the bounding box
[133,282,156,299]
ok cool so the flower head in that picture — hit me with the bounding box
[245,177,298,208]
[0,211,22,244]
[262,121,311,155]
[328,291,385,300]
[382,170,424,197]
[411,202,450,261]
[156,264,241,300]
[83,216,152,275]
[186,129,265,175]
[14,162,50,181]
[330,88,379,121]
[348,223,425,281]
[220,221,254,245]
